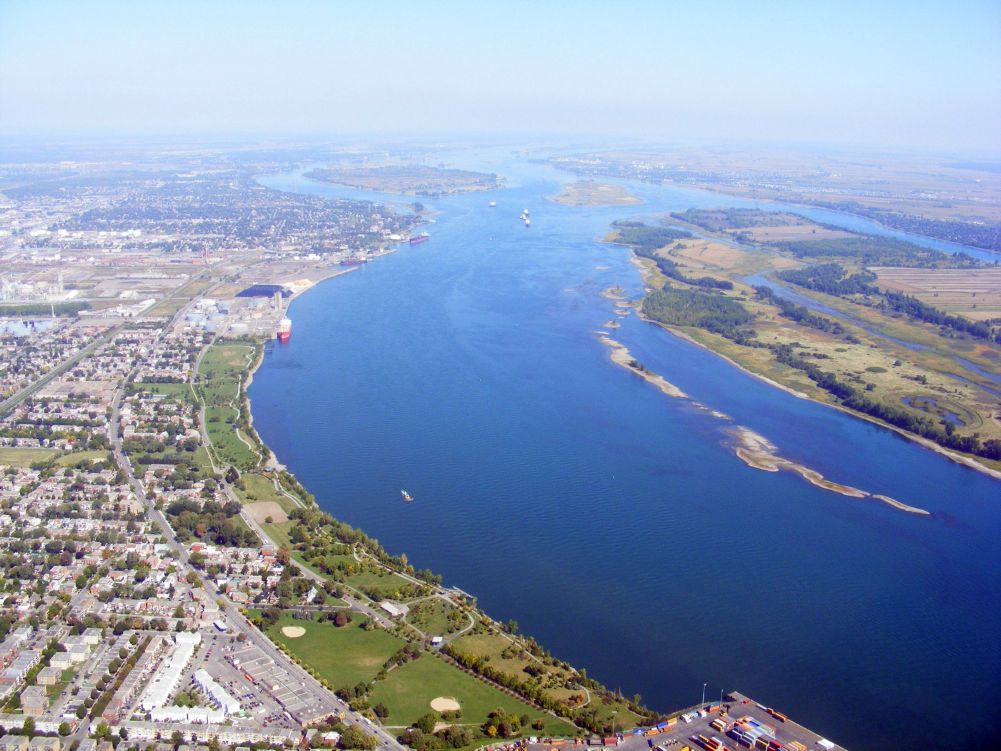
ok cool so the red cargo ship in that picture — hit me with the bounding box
[277,317,292,343]
[409,232,430,245]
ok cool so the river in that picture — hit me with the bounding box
[250,153,1001,750]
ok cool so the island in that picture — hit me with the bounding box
[305,165,502,197]
[606,212,1001,475]
[550,180,641,207]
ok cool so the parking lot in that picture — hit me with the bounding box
[228,641,340,724]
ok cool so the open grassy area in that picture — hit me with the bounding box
[267,613,403,690]
[236,472,299,513]
[370,653,576,736]
[130,382,197,401]
[0,447,60,467]
[343,569,422,601]
[52,449,112,467]
[261,520,293,549]
[405,598,465,637]
[551,180,640,207]
[198,343,260,469]
[873,266,1001,321]
[146,279,214,317]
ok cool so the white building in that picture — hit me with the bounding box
[193,669,241,715]
[139,632,200,711]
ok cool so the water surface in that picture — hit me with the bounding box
[251,157,1001,751]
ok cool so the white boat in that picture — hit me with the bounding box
[489,201,497,207]
[401,489,413,502]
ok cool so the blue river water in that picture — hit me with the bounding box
[250,156,1001,750]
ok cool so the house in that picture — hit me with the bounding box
[379,601,408,619]
[20,685,49,716]
[36,665,63,686]
[0,735,29,751]
[29,739,61,751]
[49,651,73,670]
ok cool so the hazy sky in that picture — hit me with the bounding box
[2,0,1000,153]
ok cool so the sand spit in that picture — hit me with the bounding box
[601,286,627,301]
[599,336,687,398]
[731,427,931,515]
[604,320,621,329]
[598,334,930,516]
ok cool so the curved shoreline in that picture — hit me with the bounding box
[630,301,1001,484]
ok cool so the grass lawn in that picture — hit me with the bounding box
[52,449,112,467]
[261,520,292,549]
[0,447,60,467]
[205,405,258,467]
[370,653,576,736]
[344,569,422,600]
[131,382,196,401]
[452,632,642,729]
[268,613,403,690]
[406,598,464,636]
[236,472,299,513]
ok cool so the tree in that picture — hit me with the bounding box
[415,712,439,734]
[22,717,35,736]
[373,703,389,719]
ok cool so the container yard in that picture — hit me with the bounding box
[520,692,844,751]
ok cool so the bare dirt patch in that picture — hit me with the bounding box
[672,240,747,270]
[430,696,461,712]
[244,501,288,524]
[281,626,306,638]
[872,266,1001,320]
[743,225,854,242]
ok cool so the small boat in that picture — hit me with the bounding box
[488,201,497,208]
[523,217,531,227]
[401,489,413,502]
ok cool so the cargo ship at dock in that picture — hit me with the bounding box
[409,232,430,245]
[276,317,292,343]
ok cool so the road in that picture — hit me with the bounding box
[0,324,123,418]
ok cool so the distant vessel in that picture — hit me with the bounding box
[409,232,430,245]
[523,208,530,216]
[489,201,497,208]
[339,257,366,266]
[524,217,532,227]
[401,489,413,502]
[277,317,292,343]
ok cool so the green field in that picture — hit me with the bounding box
[52,449,112,467]
[198,343,260,469]
[406,597,465,636]
[236,472,299,513]
[370,653,576,735]
[268,613,403,690]
[343,569,422,600]
[0,447,60,467]
[131,382,196,401]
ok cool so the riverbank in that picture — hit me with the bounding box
[611,227,1001,483]
[226,251,653,739]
